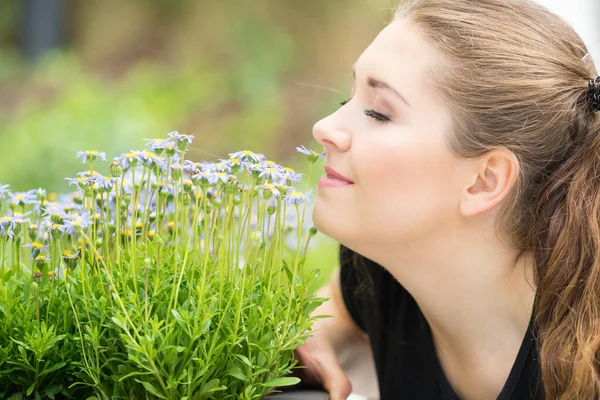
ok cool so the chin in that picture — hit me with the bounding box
[312,201,337,239]
[312,202,353,243]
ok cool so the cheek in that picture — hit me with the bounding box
[356,142,457,235]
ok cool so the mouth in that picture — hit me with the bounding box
[324,166,354,184]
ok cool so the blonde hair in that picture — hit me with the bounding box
[395,0,600,398]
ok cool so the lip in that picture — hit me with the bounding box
[323,166,354,184]
[321,165,354,186]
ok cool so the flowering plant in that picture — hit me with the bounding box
[0,132,325,400]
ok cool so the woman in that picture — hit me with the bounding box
[293,0,600,399]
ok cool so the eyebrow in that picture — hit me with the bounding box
[352,67,411,107]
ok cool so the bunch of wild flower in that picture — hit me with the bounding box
[0,132,326,400]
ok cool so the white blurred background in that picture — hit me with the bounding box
[536,0,600,69]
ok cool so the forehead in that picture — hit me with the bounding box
[354,19,438,95]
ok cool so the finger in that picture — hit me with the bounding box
[321,362,352,400]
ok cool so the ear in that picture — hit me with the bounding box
[459,149,520,217]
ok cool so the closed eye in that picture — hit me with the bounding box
[339,98,390,123]
[364,109,390,123]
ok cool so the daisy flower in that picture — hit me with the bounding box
[167,131,194,144]
[296,145,325,164]
[283,190,312,206]
[76,150,107,163]
[8,190,38,206]
[259,183,282,198]
[167,131,194,151]
[22,241,49,259]
[0,183,10,200]
[114,151,143,170]
[60,213,93,235]
[182,160,199,173]
[144,138,174,154]
[258,167,285,182]
[228,150,263,163]
[139,151,168,171]
[281,167,303,184]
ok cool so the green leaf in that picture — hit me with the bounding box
[260,377,301,387]
[171,309,183,322]
[200,379,226,394]
[44,384,62,400]
[40,361,66,376]
[226,366,248,381]
[234,354,252,367]
[111,316,128,332]
[26,382,35,396]
[134,379,168,399]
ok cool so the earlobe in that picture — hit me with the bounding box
[459,150,519,217]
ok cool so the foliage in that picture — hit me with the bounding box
[0,133,327,399]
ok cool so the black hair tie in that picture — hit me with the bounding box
[590,76,600,112]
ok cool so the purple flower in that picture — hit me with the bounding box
[259,183,282,198]
[90,175,117,191]
[144,138,174,153]
[167,131,194,144]
[76,150,107,163]
[198,162,218,173]
[296,145,325,164]
[60,213,93,235]
[283,190,312,206]
[191,171,230,186]
[114,151,143,170]
[228,150,263,163]
[0,213,31,238]
[22,241,49,259]
[182,160,199,173]
[0,184,10,200]
[139,151,168,171]
[9,190,38,206]
[66,176,91,188]
[258,167,285,181]
[209,172,230,185]
[281,167,303,184]
[214,160,233,173]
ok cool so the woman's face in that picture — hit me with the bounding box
[312,19,464,251]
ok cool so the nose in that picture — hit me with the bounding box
[312,111,352,153]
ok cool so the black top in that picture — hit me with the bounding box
[339,245,543,400]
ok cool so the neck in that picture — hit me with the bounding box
[354,222,536,364]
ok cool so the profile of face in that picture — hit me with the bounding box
[312,18,467,254]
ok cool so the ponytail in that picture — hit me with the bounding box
[530,112,600,399]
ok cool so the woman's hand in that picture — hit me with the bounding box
[287,266,368,400]
[293,332,353,400]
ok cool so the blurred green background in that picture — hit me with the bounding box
[0,0,393,288]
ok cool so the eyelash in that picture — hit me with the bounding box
[339,99,390,124]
